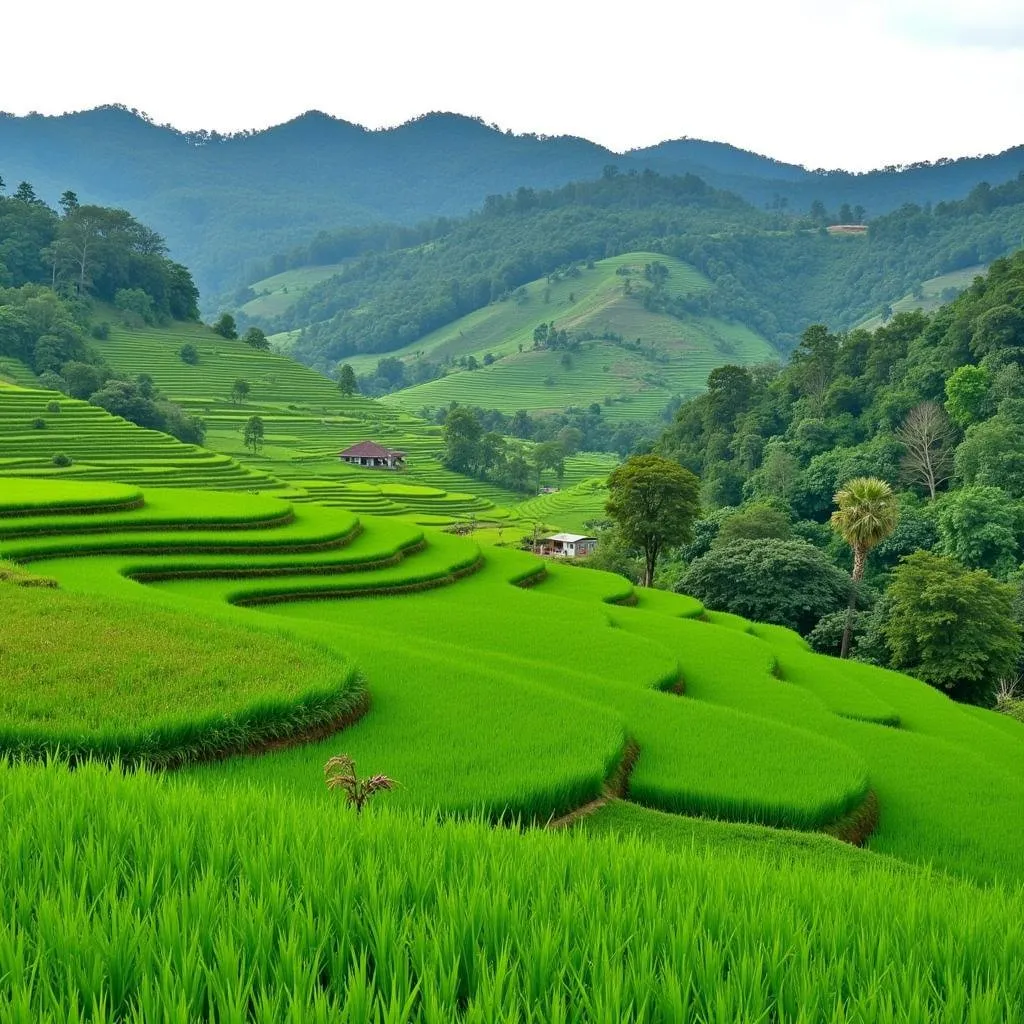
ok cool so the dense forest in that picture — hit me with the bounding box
[640,250,1024,702]
[273,169,1024,373]
[0,178,204,442]
[2,106,1023,298]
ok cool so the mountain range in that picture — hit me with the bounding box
[3,105,1024,298]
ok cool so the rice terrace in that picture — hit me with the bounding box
[3,86,1024,1021]
[1,367,1023,1018]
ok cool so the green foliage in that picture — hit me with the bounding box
[243,325,270,350]
[954,401,1024,497]
[936,485,1020,578]
[50,452,72,467]
[944,364,991,426]
[829,477,899,580]
[680,538,850,635]
[0,761,1021,1021]
[212,312,237,340]
[243,414,265,454]
[336,361,357,396]
[883,551,1021,703]
[606,454,701,585]
[178,342,199,364]
[0,583,362,766]
[230,377,250,404]
[713,501,791,546]
[114,286,158,326]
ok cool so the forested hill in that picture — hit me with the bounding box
[2,105,1023,296]
[659,249,1024,523]
[263,168,1024,372]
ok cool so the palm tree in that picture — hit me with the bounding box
[830,477,899,659]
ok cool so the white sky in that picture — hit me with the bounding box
[2,0,1022,170]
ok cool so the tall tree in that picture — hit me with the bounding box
[243,326,270,350]
[830,477,899,658]
[213,313,238,340]
[442,407,483,473]
[337,363,358,396]
[606,454,701,587]
[231,378,250,405]
[58,191,79,216]
[895,401,954,500]
[533,441,565,492]
[243,415,265,454]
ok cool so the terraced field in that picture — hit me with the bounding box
[88,325,616,530]
[858,264,988,331]
[0,381,281,492]
[326,252,778,421]
[3,477,1022,884]
[3,475,1023,1018]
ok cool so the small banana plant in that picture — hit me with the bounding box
[324,754,395,812]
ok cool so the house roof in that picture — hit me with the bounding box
[543,533,596,543]
[338,441,406,459]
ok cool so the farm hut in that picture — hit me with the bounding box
[338,441,406,469]
[537,533,597,558]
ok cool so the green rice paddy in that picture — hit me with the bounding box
[3,327,1023,1018]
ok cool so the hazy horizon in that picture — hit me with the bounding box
[4,102,1021,177]
[3,0,1021,173]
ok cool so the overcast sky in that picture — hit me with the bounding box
[2,0,1022,170]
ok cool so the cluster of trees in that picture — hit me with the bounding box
[0,178,207,444]
[6,106,1021,302]
[0,177,198,320]
[637,251,1024,705]
[434,402,657,461]
[441,407,572,493]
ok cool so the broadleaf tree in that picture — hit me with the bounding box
[606,454,701,587]
[883,551,1021,704]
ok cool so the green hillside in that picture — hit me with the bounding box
[365,253,775,421]
[240,263,349,319]
[86,322,608,532]
[1,470,1022,1015]
[857,263,987,331]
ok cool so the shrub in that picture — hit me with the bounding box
[679,538,852,636]
[37,371,67,393]
[51,453,73,467]
[90,322,111,340]
[179,343,199,365]
[45,401,61,414]
[31,418,46,430]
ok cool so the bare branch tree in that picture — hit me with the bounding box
[896,402,954,500]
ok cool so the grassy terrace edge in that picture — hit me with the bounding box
[0,682,370,770]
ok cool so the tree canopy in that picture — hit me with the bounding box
[883,552,1020,704]
[606,454,701,587]
[679,538,850,636]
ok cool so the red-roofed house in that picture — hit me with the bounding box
[338,441,406,469]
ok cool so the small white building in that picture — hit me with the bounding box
[537,533,597,558]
